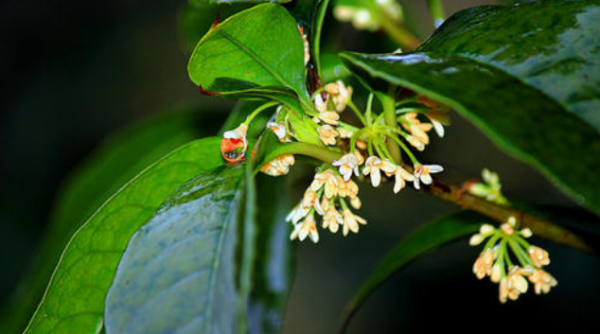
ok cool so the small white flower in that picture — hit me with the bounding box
[267,122,288,142]
[322,207,342,234]
[285,204,309,225]
[332,154,360,181]
[260,154,295,176]
[290,214,319,243]
[413,163,443,189]
[310,169,339,199]
[318,125,339,146]
[314,94,328,113]
[341,209,367,236]
[362,156,396,187]
[520,228,533,238]
[336,176,360,198]
[386,165,415,193]
[406,135,426,151]
[318,111,340,125]
[431,119,445,138]
[325,81,353,112]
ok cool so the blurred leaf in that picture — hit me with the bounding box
[23,137,224,334]
[339,1,600,216]
[188,4,310,106]
[105,164,249,334]
[248,175,294,334]
[189,0,290,6]
[0,107,213,334]
[178,3,251,55]
[340,211,484,332]
[321,52,351,83]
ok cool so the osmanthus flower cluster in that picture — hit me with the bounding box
[470,216,558,302]
[221,77,449,243]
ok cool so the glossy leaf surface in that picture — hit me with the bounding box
[248,175,294,334]
[188,4,308,101]
[23,137,224,334]
[339,1,600,215]
[419,0,600,129]
[105,165,247,334]
[0,108,212,334]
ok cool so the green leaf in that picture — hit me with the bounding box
[248,175,294,334]
[418,0,600,130]
[105,164,248,334]
[23,137,224,334]
[340,211,484,332]
[188,4,309,104]
[0,107,212,334]
[189,0,290,6]
[178,3,252,55]
[339,1,600,216]
[321,52,351,83]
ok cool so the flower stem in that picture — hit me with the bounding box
[378,88,402,164]
[376,8,421,50]
[347,100,368,126]
[426,0,446,28]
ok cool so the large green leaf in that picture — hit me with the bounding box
[248,175,294,334]
[105,165,248,334]
[23,137,224,334]
[419,0,600,129]
[0,107,211,334]
[340,211,485,332]
[339,1,600,216]
[188,4,309,105]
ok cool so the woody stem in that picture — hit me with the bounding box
[425,177,594,254]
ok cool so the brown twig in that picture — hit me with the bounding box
[425,178,595,254]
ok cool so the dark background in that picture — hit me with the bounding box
[1,0,599,333]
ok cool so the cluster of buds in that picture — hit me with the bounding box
[334,0,404,32]
[467,168,509,205]
[470,216,557,303]
[396,95,450,153]
[314,81,354,146]
[286,168,366,242]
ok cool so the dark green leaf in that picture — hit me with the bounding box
[340,211,484,332]
[321,52,351,82]
[105,165,248,334]
[0,107,212,334]
[248,175,294,334]
[188,4,310,104]
[23,137,224,334]
[419,0,600,130]
[339,2,600,216]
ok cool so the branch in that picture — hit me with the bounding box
[425,178,595,254]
